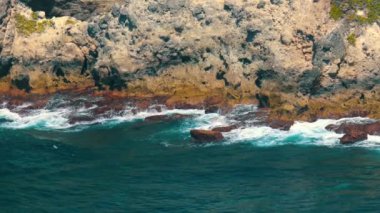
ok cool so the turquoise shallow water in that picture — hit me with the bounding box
[2,117,380,212]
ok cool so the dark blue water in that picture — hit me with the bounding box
[2,119,380,212]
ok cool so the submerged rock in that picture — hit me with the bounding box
[268,119,294,131]
[145,114,193,122]
[363,122,380,135]
[205,106,219,114]
[340,131,368,145]
[68,115,96,125]
[325,123,356,134]
[212,125,238,133]
[190,129,224,142]
[325,121,380,144]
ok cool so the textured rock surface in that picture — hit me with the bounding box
[326,121,380,144]
[190,129,224,142]
[0,0,380,120]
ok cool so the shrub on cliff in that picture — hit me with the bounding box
[15,14,53,36]
[330,3,343,20]
[330,0,380,24]
[347,33,357,45]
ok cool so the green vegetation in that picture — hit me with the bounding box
[330,4,344,20]
[330,0,380,24]
[15,14,53,36]
[65,18,77,25]
[347,33,357,45]
[31,12,38,20]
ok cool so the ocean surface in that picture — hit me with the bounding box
[1,101,380,212]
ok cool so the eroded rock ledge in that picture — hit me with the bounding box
[1,0,380,121]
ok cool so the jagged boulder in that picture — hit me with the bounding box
[340,130,368,145]
[190,129,224,142]
[326,122,380,144]
[268,119,294,131]
[212,125,238,133]
[145,114,193,122]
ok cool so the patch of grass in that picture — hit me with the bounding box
[347,33,357,45]
[330,0,380,24]
[330,4,344,20]
[31,12,38,20]
[15,14,53,36]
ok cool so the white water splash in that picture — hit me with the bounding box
[1,102,380,148]
[221,117,380,148]
[0,104,205,130]
[0,108,71,130]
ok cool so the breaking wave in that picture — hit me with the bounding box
[0,103,203,131]
[1,99,379,148]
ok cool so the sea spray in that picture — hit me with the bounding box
[1,102,380,148]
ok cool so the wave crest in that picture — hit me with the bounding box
[1,100,380,148]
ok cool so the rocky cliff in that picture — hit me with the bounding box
[1,0,380,120]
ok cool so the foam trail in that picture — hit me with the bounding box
[0,104,206,131]
[1,101,380,148]
[0,108,71,130]
[222,117,380,148]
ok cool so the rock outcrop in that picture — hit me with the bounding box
[144,113,193,122]
[212,125,238,133]
[190,129,224,142]
[0,0,380,121]
[326,121,380,144]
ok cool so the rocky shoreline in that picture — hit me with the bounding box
[0,89,377,145]
[1,0,380,144]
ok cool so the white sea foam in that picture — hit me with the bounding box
[0,104,205,130]
[221,117,380,148]
[1,102,380,148]
[0,108,71,130]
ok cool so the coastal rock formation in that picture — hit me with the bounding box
[326,121,380,144]
[190,129,224,142]
[144,113,193,122]
[340,131,368,144]
[0,0,380,121]
[212,125,238,133]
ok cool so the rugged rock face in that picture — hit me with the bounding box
[326,121,380,144]
[0,0,12,53]
[1,0,380,120]
[190,129,224,142]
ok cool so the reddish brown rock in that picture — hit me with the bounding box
[325,123,358,134]
[68,115,96,125]
[347,109,370,118]
[364,122,380,136]
[325,122,373,144]
[145,113,193,122]
[166,101,200,110]
[135,100,151,110]
[340,131,368,145]
[204,96,224,106]
[154,105,162,112]
[326,122,380,136]
[205,105,219,114]
[325,124,340,132]
[268,119,294,131]
[212,125,238,133]
[92,106,111,116]
[190,129,224,142]
[25,99,49,110]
